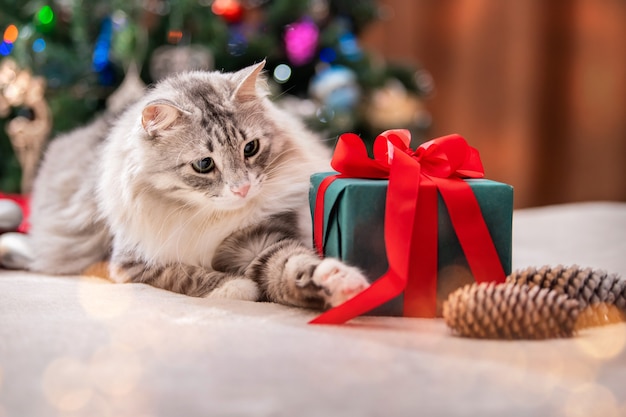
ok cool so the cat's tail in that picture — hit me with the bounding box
[1,232,112,280]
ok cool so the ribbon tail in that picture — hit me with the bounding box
[309,271,406,324]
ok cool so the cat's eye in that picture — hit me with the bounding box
[191,157,215,173]
[243,139,260,158]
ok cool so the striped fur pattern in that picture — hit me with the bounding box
[27,61,369,310]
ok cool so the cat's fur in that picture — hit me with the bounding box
[27,61,369,309]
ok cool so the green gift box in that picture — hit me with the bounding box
[310,172,514,316]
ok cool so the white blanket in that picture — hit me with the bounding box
[1,202,625,417]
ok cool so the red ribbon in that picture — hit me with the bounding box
[310,130,505,324]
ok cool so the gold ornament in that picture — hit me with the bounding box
[0,58,51,194]
[364,79,426,130]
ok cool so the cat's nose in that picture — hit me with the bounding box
[230,183,251,198]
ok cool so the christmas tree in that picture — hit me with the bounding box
[0,0,432,193]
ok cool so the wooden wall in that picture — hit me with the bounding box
[361,0,626,208]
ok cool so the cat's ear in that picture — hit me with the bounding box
[141,100,183,136]
[232,59,267,102]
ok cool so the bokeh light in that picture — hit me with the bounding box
[338,32,361,61]
[211,0,243,23]
[575,323,626,359]
[32,38,46,53]
[167,30,183,44]
[319,47,336,63]
[0,41,13,56]
[284,19,319,66]
[273,63,292,84]
[18,24,33,40]
[35,5,55,33]
[563,382,621,417]
[42,357,93,412]
[78,276,132,320]
[92,18,112,72]
[3,25,18,44]
[37,6,54,25]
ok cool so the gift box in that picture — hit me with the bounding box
[308,130,513,323]
[310,174,513,316]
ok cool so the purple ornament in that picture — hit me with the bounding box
[284,19,319,66]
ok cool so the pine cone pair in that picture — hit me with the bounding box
[443,265,625,339]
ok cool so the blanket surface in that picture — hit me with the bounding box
[1,202,625,417]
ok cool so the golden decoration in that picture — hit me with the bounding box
[0,58,52,194]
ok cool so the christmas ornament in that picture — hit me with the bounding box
[0,58,51,194]
[443,265,626,339]
[364,79,427,131]
[284,19,319,66]
[226,26,248,57]
[0,232,33,270]
[150,45,214,81]
[337,31,361,61]
[0,199,22,233]
[309,65,360,112]
[212,0,244,24]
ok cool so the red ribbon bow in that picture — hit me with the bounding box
[311,129,505,324]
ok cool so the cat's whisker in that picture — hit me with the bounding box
[263,148,301,171]
[270,85,296,100]
[317,135,340,143]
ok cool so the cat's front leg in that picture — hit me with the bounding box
[248,241,369,310]
[110,257,260,301]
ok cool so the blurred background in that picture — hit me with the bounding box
[361,0,626,208]
[0,0,624,208]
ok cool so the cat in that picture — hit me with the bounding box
[26,60,369,310]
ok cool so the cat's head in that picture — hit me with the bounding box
[134,60,298,212]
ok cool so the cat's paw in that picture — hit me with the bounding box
[312,258,370,307]
[207,278,260,302]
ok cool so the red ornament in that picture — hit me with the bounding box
[212,0,244,24]
[0,193,30,233]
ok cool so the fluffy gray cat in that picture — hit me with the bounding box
[26,61,369,310]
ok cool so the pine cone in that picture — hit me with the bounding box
[508,265,626,306]
[507,265,626,328]
[443,282,580,339]
[443,265,626,339]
